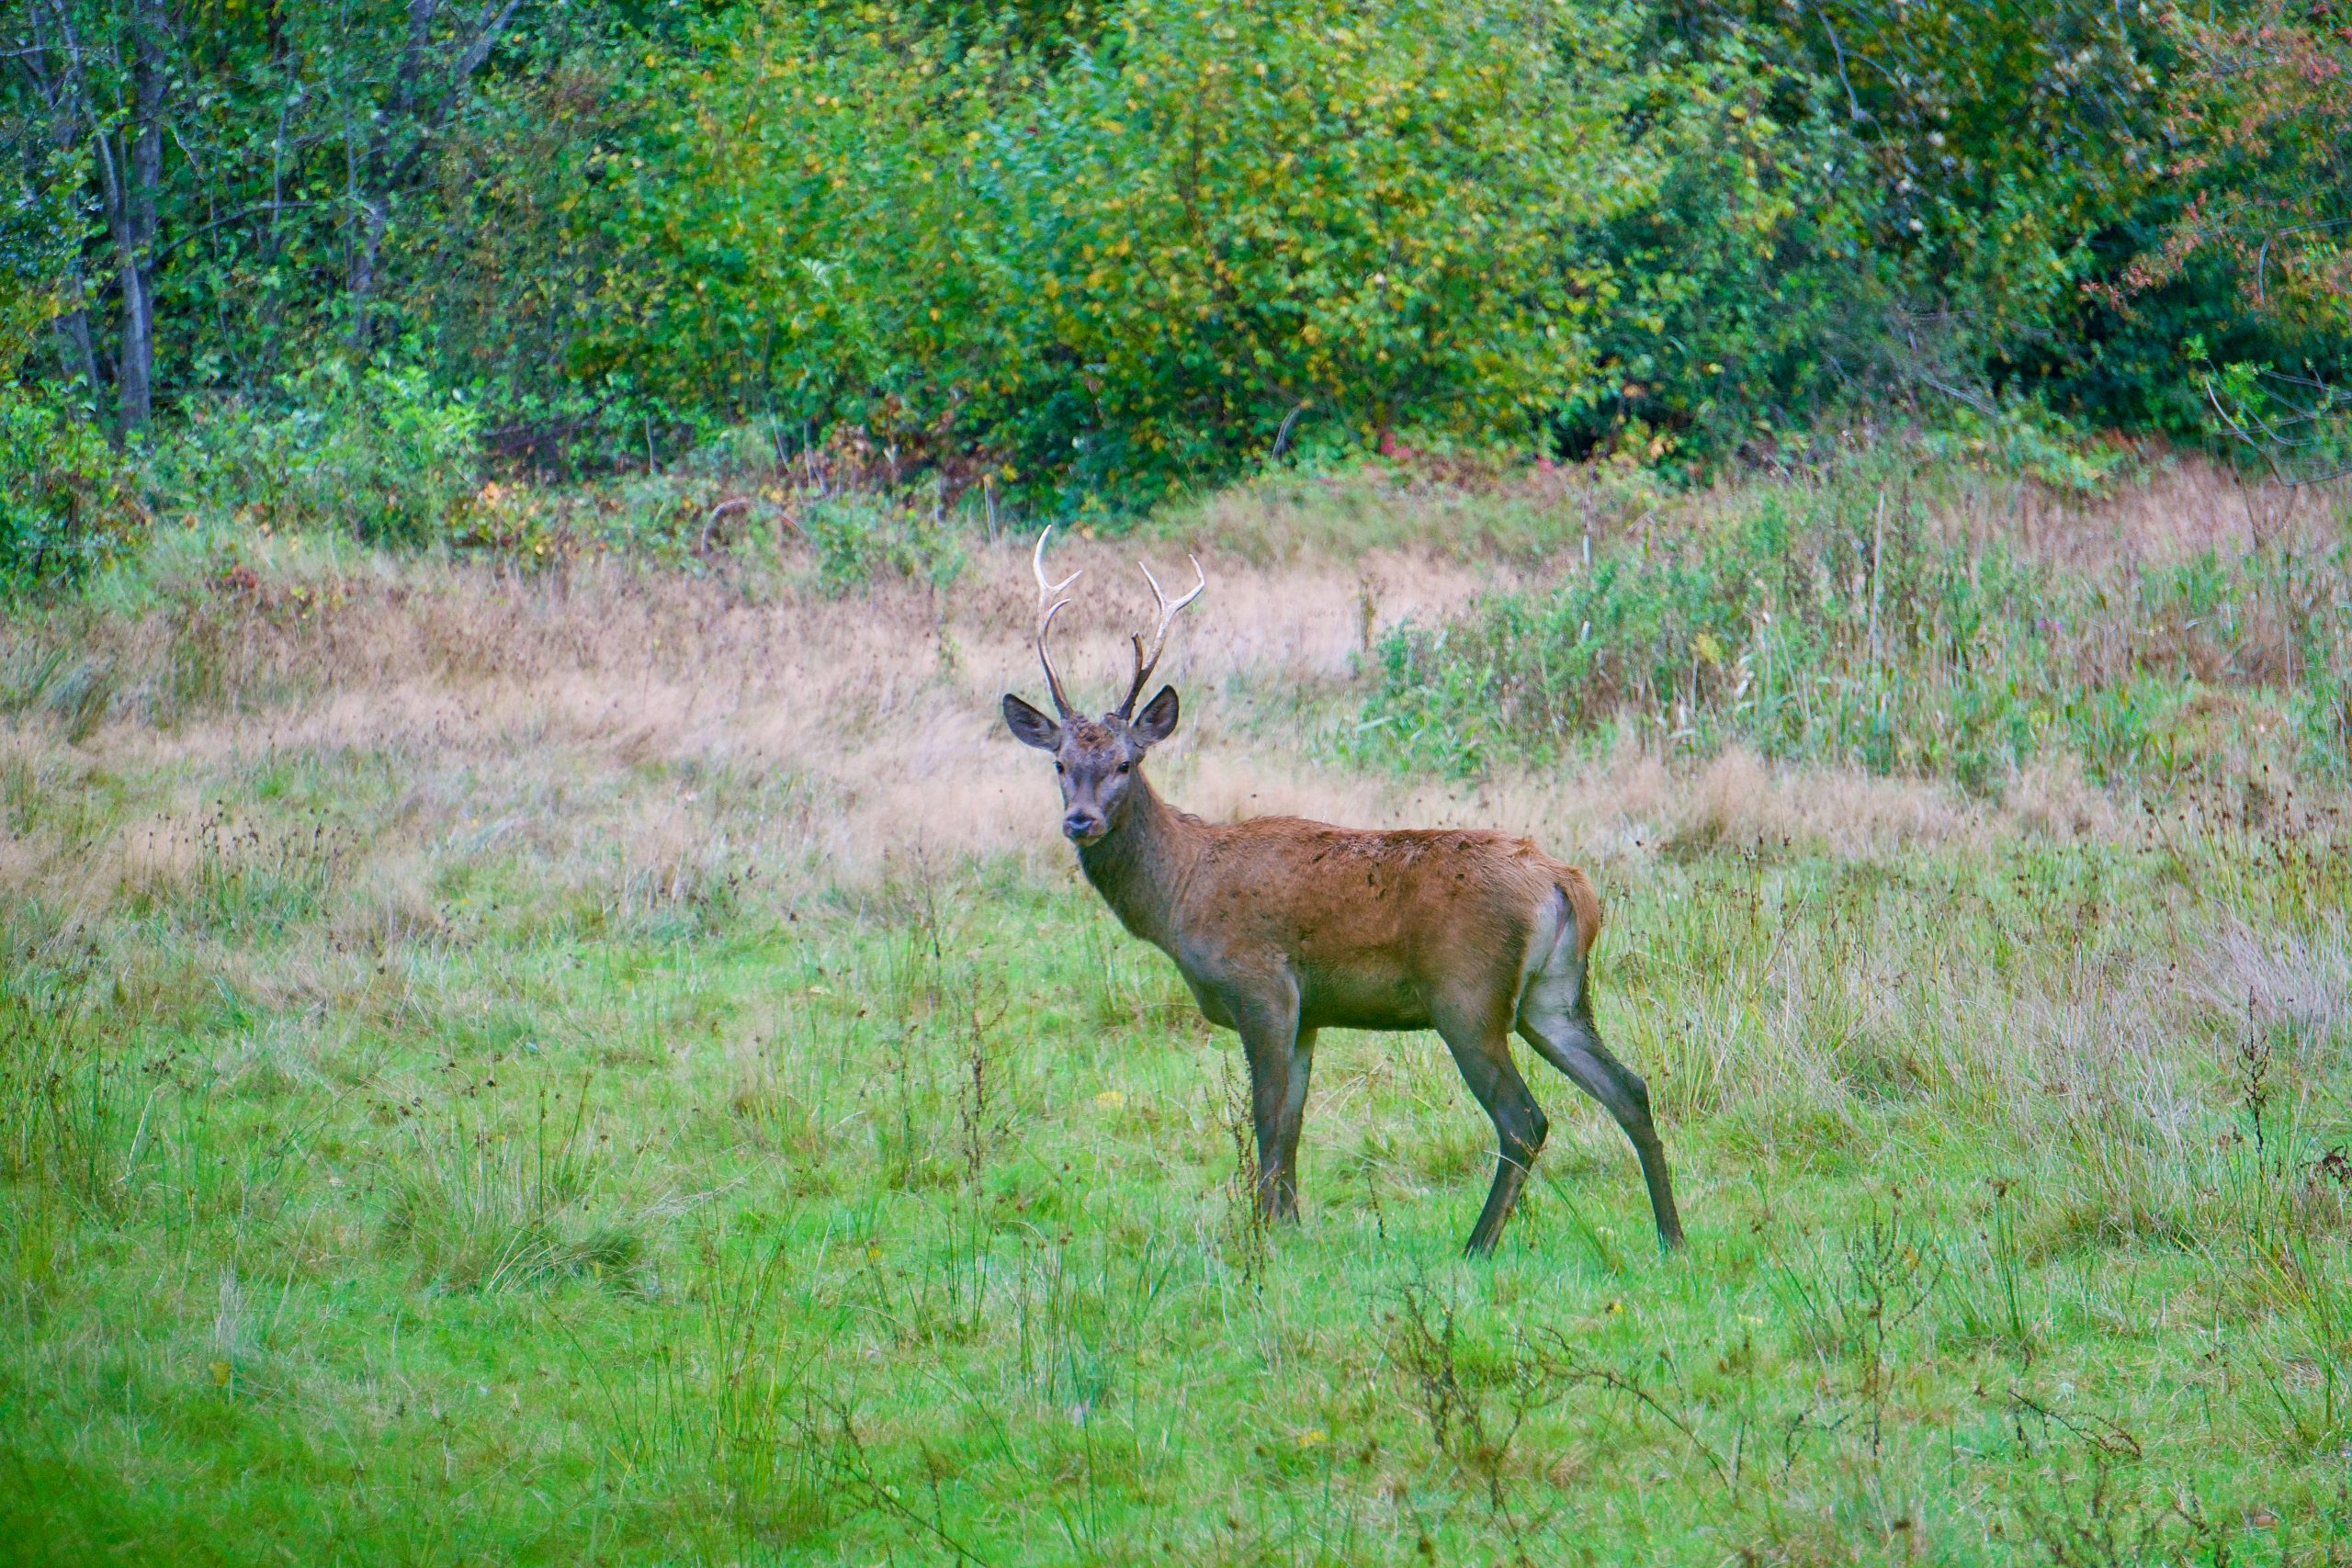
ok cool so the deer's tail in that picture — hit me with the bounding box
[1555,868,1603,964]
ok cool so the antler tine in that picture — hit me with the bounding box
[1116,554,1207,717]
[1032,527,1081,718]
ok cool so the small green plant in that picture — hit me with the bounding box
[1767,1201,1947,1461]
[0,387,145,592]
[0,987,135,1211]
[798,493,965,596]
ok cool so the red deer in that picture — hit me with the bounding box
[1001,531,1685,1255]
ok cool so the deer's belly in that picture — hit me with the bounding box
[1299,970,1430,1032]
[1167,953,1427,1033]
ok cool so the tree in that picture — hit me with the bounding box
[4,0,535,432]
[16,0,173,431]
[345,1,527,349]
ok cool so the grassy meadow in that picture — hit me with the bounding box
[5,461,2352,1564]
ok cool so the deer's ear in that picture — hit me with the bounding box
[1002,694,1062,750]
[1130,685,1180,748]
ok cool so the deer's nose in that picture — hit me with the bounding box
[1062,809,1106,843]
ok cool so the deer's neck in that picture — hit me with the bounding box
[1077,776,1197,951]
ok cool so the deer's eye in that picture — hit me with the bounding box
[1055,761,1066,773]
[1118,762,1131,774]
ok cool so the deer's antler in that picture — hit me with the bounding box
[1032,527,1081,719]
[1116,554,1206,717]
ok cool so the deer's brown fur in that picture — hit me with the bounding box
[1003,532,1684,1255]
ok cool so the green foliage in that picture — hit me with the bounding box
[798,493,967,596]
[966,0,1672,494]
[1914,390,2139,493]
[6,0,2351,513]
[574,0,2352,495]
[0,120,140,594]
[145,359,481,547]
[2191,343,2352,489]
[601,0,1772,505]
[1727,0,2352,452]
[2087,3,2352,459]
[1358,478,2351,793]
[0,143,76,374]
[1727,0,2174,315]
[0,387,144,593]
[1549,26,1888,470]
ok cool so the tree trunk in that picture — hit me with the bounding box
[113,0,170,432]
[51,278,104,399]
[24,1,108,411]
[348,198,390,353]
[114,283,155,429]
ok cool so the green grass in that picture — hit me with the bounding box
[6,771,2350,1563]
[5,463,2352,1562]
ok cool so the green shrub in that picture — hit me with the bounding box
[1550,26,1890,472]
[146,358,481,547]
[11,0,2350,502]
[798,493,967,596]
[569,0,2352,497]
[0,387,145,593]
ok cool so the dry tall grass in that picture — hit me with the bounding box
[18,466,2315,927]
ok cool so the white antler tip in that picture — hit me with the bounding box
[1033,526,1080,596]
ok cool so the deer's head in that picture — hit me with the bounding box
[1003,528,1204,846]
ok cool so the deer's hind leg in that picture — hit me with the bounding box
[1433,1000,1549,1258]
[1516,942,1686,1251]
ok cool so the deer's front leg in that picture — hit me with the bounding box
[1271,1026,1317,1219]
[1227,981,1306,1223]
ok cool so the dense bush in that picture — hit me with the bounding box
[2,136,141,592]
[597,0,1766,504]
[142,361,482,547]
[798,493,967,596]
[3,0,2346,507]
[1702,0,2351,453]
[583,0,2352,496]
